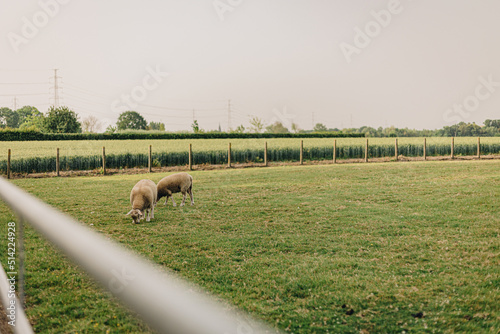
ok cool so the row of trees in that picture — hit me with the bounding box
[1,106,499,136]
[336,120,500,137]
[0,107,165,134]
[0,106,82,133]
[206,117,500,137]
[107,111,165,133]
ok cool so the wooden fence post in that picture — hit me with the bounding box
[7,149,11,179]
[264,141,268,166]
[333,139,337,164]
[189,144,192,170]
[477,137,481,159]
[300,140,303,165]
[56,148,60,176]
[102,147,106,175]
[423,138,427,160]
[365,138,369,162]
[148,145,152,173]
[395,138,398,161]
[228,142,232,167]
[451,137,454,159]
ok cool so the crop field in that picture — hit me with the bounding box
[0,137,500,175]
[1,160,499,333]
[1,137,500,159]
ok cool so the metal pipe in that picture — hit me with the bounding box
[0,260,34,334]
[0,177,279,334]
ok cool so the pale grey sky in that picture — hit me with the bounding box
[1,0,499,132]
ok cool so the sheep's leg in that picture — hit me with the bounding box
[146,208,151,222]
[151,205,154,219]
[171,196,177,207]
[189,189,194,205]
[164,196,169,205]
[180,192,187,207]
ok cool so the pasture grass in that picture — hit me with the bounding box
[0,160,499,333]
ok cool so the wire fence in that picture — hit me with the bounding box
[1,138,500,175]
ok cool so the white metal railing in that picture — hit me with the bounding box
[0,176,280,334]
[0,262,33,334]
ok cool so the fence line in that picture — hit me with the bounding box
[333,139,337,163]
[423,138,427,160]
[102,146,106,175]
[56,148,60,176]
[188,143,192,170]
[477,137,481,158]
[395,138,398,160]
[148,144,152,173]
[264,141,268,166]
[3,138,500,175]
[300,140,304,165]
[451,137,455,159]
[0,176,279,333]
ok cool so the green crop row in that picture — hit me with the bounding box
[0,129,363,141]
[1,143,499,174]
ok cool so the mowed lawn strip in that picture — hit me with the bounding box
[0,160,499,333]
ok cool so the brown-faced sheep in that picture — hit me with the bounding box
[157,172,194,207]
[127,179,157,224]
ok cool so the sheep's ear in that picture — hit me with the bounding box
[126,210,133,216]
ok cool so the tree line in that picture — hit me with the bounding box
[0,106,165,133]
[1,105,499,137]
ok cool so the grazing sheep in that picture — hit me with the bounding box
[127,179,157,224]
[157,172,194,207]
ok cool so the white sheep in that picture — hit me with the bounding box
[126,179,157,224]
[157,172,194,207]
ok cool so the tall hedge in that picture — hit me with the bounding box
[0,129,363,141]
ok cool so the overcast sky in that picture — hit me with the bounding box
[1,0,499,132]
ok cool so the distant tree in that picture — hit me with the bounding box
[456,122,482,136]
[19,114,45,131]
[0,107,20,128]
[313,123,328,132]
[232,125,245,133]
[191,120,201,133]
[105,125,117,134]
[484,119,500,129]
[265,121,289,134]
[249,116,265,133]
[291,123,301,133]
[16,105,41,126]
[116,111,147,130]
[81,115,102,133]
[44,106,81,133]
[148,121,165,131]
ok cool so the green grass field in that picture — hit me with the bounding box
[1,160,499,333]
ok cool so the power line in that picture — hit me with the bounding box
[0,93,49,97]
[137,102,226,112]
[64,93,112,106]
[0,69,51,72]
[0,82,48,85]
[63,82,117,100]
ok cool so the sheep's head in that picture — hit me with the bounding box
[126,209,144,224]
